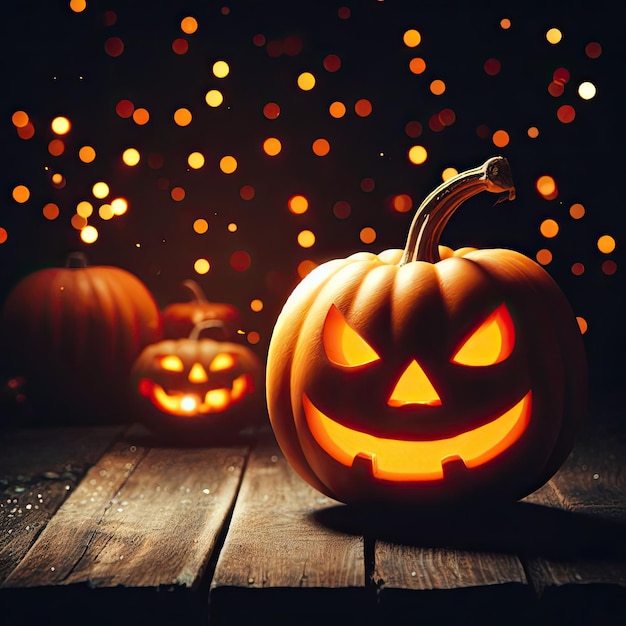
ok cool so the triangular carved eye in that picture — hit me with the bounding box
[159,355,184,372]
[323,304,381,367]
[451,303,515,366]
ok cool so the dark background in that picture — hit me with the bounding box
[0,0,622,426]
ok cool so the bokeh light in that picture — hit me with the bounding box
[76,201,93,218]
[403,29,421,47]
[546,28,562,44]
[329,101,346,118]
[43,202,60,220]
[12,111,29,128]
[297,230,315,248]
[12,185,30,203]
[409,58,426,74]
[536,249,553,265]
[288,195,309,214]
[354,99,372,117]
[360,227,376,244]
[205,90,224,107]
[51,117,71,135]
[536,175,558,200]
[219,155,238,173]
[92,182,110,199]
[408,145,428,164]
[111,198,128,216]
[333,201,351,219]
[597,235,616,254]
[540,218,559,238]
[194,258,210,274]
[79,146,96,163]
[392,194,413,213]
[442,167,458,181]
[569,203,585,219]
[188,152,205,169]
[171,187,185,201]
[557,105,576,123]
[297,72,316,91]
[81,225,99,244]
[429,79,446,95]
[230,250,252,271]
[263,103,280,119]
[213,60,230,78]
[312,138,330,156]
[578,81,596,100]
[122,148,140,166]
[492,130,510,147]
[181,16,198,34]
[193,218,209,234]
[174,108,193,126]
[133,108,150,125]
[263,137,282,156]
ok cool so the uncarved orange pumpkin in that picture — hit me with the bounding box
[161,279,242,340]
[1,252,162,422]
[266,157,587,507]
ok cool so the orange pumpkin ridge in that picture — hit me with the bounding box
[266,157,586,507]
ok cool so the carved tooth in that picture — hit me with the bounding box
[351,452,378,478]
[441,454,468,481]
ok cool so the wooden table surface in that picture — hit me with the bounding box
[1,409,624,626]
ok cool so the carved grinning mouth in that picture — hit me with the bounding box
[138,376,252,416]
[302,391,532,481]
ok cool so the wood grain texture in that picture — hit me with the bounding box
[0,426,123,584]
[209,433,366,626]
[3,439,248,590]
[372,507,532,624]
[522,430,626,624]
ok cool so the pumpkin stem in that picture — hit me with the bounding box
[182,279,208,303]
[400,156,516,265]
[189,319,226,341]
[66,252,88,268]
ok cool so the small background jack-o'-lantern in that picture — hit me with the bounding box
[266,157,587,507]
[131,319,262,436]
[0,252,162,423]
[161,279,242,340]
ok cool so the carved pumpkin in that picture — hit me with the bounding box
[161,279,242,340]
[266,157,587,506]
[131,319,261,433]
[1,252,162,422]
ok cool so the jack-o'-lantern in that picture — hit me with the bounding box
[131,319,261,433]
[161,279,242,339]
[266,157,587,506]
[0,252,162,422]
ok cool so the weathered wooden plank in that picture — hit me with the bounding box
[522,428,626,624]
[0,426,124,584]
[209,432,366,626]
[371,505,533,624]
[3,438,248,590]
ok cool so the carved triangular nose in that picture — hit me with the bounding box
[188,362,209,383]
[387,359,442,407]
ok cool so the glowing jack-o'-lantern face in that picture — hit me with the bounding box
[266,158,586,506]
[131,322,261,433]
[138,350,254,416]
[303,302,531,482]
